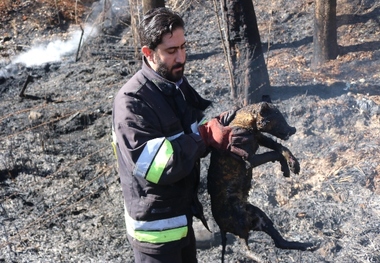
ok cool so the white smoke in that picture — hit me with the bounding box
[1,0,129,77]
[12,24,98,67]
[0,65,11,79]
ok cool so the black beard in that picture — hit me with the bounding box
[156,61,185,82]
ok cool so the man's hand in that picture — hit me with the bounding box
[198,117,232,151]
[227,127,255,160]
[198,109,255,160]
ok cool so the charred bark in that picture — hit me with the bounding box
[222,0,271,105]
[19,75,33,97]
[312,0,338,69]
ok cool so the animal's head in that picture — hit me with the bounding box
[256,102,296,140]
[231,102,296,140]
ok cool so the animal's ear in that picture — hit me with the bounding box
[259,102,271,116]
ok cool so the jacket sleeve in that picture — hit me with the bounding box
[113,91,206,186]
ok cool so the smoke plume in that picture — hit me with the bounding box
[12,25,98,67]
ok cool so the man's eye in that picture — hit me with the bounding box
[167,49,176,54]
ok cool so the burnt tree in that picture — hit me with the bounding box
[143,0,165,14]
[221,0,271,105]
[312,0,338,68]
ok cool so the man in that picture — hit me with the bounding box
[112,7,252,263]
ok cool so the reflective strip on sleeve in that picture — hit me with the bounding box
[134,137,165,179]
[167,131,184,141]
[190,121,199,134]
[199,118,207,125]
[145,139,173,183]
[125,206,188,243]
[193,118,207,135]
[134,137,175,184]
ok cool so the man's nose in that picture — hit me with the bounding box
[176,48,186,63]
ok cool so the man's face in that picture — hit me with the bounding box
[147,28,186,82]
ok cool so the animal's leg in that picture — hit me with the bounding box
[280,145,300,174]
[247,204,315,251]
[221,230,227,263]
[256,134,284,151]
[257,135,299,176]
[247,151,282,168]
[278,156,291,177]
[246,150,291,177]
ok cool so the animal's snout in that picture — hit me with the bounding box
[280,126,296,140]
[289,126,296,135]
[284,126,296,140]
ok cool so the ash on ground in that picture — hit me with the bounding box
[1,0,379,262]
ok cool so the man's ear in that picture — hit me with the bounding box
[142,46,153,61]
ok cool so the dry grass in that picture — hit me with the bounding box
[0,0,94,23]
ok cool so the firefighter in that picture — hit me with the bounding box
[112,7,253,263]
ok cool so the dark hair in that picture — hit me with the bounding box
[138,7,185,50]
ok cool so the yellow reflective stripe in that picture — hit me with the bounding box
[145,139,173,183]
[131,226,188,243]
[111,127,118,159]
[194,118,207,135]
[111,141,117,159]
[199,118,207,125]
[135,137,164,179]
[124,206,188,243]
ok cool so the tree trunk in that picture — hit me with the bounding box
[312,0,338,69]
[143,0,165,14]
[222,0,271,105]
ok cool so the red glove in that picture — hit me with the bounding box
[227,127,255,160]
[198,117,232,151]
[198,110,254,160]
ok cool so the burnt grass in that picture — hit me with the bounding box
[1,0,380,262]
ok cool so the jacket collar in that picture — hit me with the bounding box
[141,56,212,111]
[141,56,179,96]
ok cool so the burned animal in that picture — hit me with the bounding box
[207,102,315,262]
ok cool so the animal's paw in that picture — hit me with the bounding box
[287,154,300,174]
[299,241,320,252]
[306,243,320,252]
[281,147,300,175]
[279,157,290,177]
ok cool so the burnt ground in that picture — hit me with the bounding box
[1,0,380,262]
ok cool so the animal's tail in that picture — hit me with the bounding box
[246,204,316,251]
[192,196,211,232]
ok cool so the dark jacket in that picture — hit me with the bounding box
[112,57,211,254]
